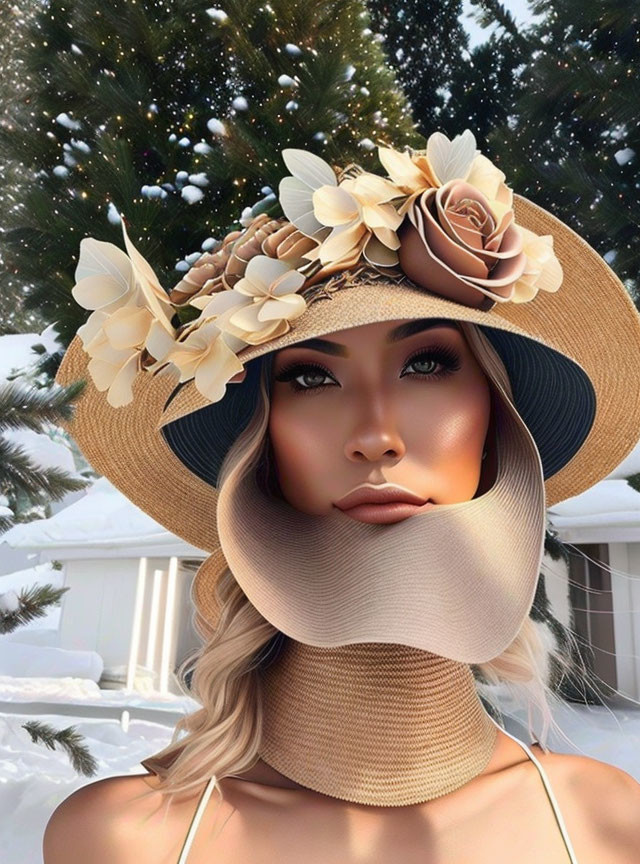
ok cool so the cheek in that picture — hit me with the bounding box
[405,377,491,495]
[268,400,336,500]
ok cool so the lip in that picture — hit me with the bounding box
[336,499,437,525]
[334,484,435,524]
[335,484,429,510]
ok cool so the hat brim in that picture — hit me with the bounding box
[55,194,640,554]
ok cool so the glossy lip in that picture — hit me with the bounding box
[334,483,429,510]
[334,483,436,524]
[336,499,437,525]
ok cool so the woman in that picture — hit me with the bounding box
[44,130,640,863]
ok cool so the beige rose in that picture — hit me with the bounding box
[378,130,514,228]
[397,179,527,310]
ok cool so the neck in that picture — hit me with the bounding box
[258,639,498,806]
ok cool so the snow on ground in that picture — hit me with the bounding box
[1,676,639,864]
[1,679,200,863]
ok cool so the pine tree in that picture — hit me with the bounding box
[0,379,91,533]
[0,368,97,777]
[367,0,473,134]
[0,0,420,370]
[447,4,533,146]
[367,0,532,147]
[0,0,48,334]
[477,0,639,298]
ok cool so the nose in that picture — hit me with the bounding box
[343,396,407,464]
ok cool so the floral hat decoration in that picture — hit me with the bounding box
[71,129,561,410]
[55,127,640,561]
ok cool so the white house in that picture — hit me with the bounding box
[0,477,209,696]
[548,439,640,703]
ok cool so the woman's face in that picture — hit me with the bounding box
[268,318,493,524]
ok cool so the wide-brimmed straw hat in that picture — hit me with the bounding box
[55,129,640,631]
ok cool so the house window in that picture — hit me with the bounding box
[567,542,617,699]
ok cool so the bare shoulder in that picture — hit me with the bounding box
[565,752,640,837]
[43,772,181,864]
[533,746,640,862]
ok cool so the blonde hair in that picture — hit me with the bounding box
[136,321,600,812]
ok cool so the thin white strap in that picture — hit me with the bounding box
[489,716,580,864]
[176,776,217,864]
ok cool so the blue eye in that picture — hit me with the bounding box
[274,346,461,394]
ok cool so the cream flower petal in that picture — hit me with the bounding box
[349,172,403,205]
[188,294,216,310]
[120,218,175,332]
[510,277,540,304]
[363,233,400,267]
[397,189,423,218]
[106,351,140,408]
[426,129,477,185]
[535,248,563,293]
[245,318,291,344]
[258,293,307,322]
[233,276,262,298]
[270,268,305,296]
[281,148,337,189]
[486,198,512,226]
[120,217,162,294]
[145,318,177,361]
[377,146,426,190]
[72,274,130,311]
[85,331,137,365]
[77,310,109,348]
[466,154,513,209]
[252,316,293,342]
[278,176,326,237]
[244,255,293,292]
[511,228,563,302]
[169,350,202,382]
[312,185,359,226]
[317,220,367,264]
[369,224,401,252]
[75,237,135,293]
[524,229,563,291]
[194,288,250,316]
[86,357,114,391]
[82,327,109,358]
[102,305,154,350]
[220,329,250,354]
[209,305,255,343]
[166,320,220,381]
[189,318,224,346]
[361,202,403,232]
[193,337,245,403]
[228,300,265,332]
[87,347,137,392]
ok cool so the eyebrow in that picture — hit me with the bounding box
[278,319,460,357]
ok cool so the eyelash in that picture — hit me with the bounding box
[274,346,462,395]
